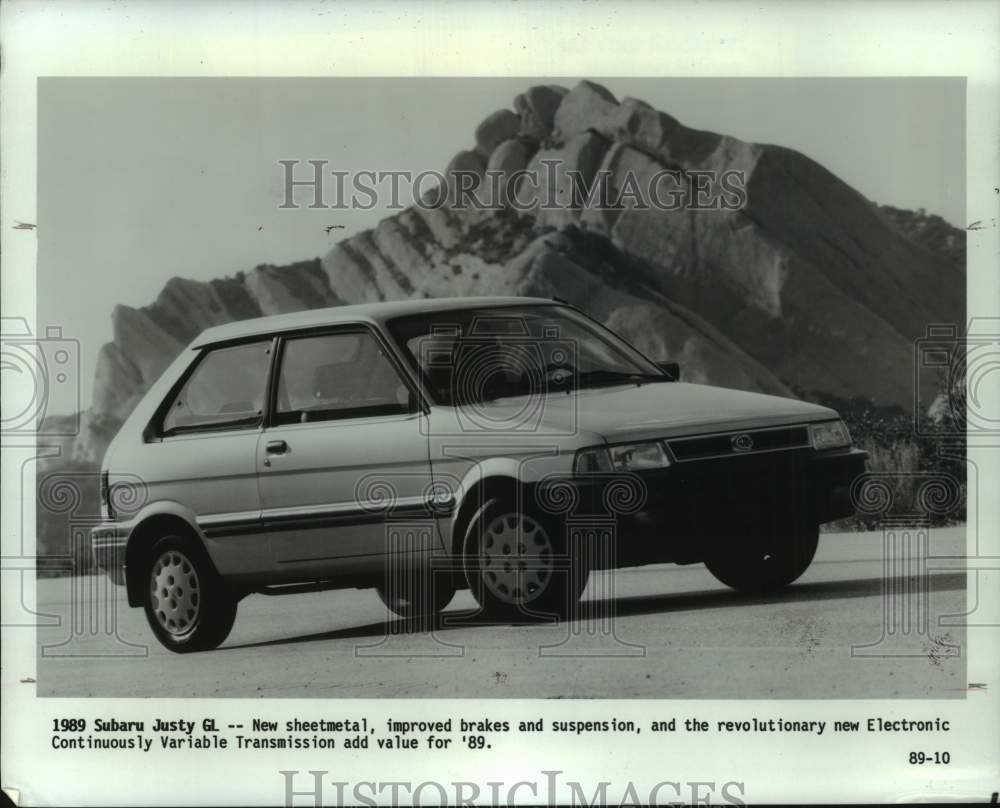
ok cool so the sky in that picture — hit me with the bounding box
[37,77,965,412]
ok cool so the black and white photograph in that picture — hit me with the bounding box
[2,2,998,806]
[28,74,972,700]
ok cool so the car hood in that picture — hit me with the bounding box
[457,382,838,443]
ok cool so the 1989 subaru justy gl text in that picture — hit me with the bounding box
[93,297,868,651]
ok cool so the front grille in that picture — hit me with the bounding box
[667,425,811,462]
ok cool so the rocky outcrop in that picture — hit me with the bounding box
[89,259,335,428]
[514,85,567,141]
[474,110,521,158]
[68,80,964,467]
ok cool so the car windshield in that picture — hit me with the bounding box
[387,304,667,405]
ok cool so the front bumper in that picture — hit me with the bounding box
[91,523,129,585]
[563,447,868,566]
[807,448,870,521]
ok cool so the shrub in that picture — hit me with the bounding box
[814,394,966,530]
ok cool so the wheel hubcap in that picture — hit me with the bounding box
[150,550,200,635]
[480,513,553,604]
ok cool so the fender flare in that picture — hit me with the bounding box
[457,496,500,590]
[122,502,208,607]
[446,456,526,556]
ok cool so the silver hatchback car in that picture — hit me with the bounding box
[93,297,867,652]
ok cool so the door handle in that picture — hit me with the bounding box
[265,440,288,455]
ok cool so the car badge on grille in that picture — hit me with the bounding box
[731,433,754,452]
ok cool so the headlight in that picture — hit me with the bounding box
[810,419,852,450]
[575,441,672,473]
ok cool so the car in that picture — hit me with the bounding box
[92,296,868,652]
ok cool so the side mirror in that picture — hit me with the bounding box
[656,361,680,381]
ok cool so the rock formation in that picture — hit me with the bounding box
[63,80,965,467]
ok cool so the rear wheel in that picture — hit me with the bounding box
[376,580,456,618]
[142,533,237,653]
[464,498,589,621]
[706,521,819,594]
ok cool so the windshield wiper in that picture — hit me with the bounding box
[574,370,668,389]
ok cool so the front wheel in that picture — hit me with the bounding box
[464,498,589,621]
[142,534,237,653]
[705,521,819,594]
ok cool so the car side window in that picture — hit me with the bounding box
[160,341,271,435]
[274,331,413,425]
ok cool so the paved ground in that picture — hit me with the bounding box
[32,528,967,698]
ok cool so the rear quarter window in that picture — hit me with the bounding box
[160,341,271,434]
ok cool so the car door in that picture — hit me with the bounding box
[150,339,273,577]
[257,325,435,578]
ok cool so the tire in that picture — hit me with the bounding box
[142,533,237,653]
[705,520,819,594]
[376,579,456,619]
[463,497,589,621]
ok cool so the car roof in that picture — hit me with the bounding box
[192,296,559,348]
